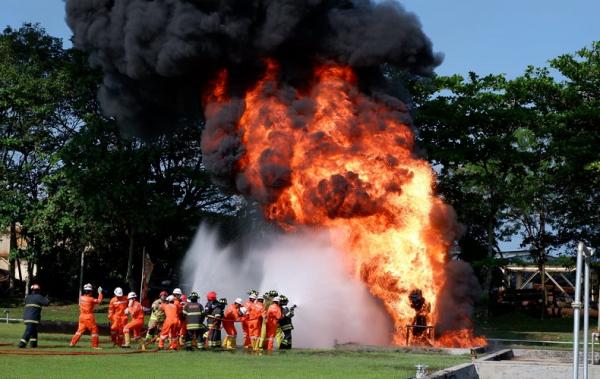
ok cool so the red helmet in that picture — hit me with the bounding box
[159,291,168,298]
[207,291,217,301]
[30,284,40,291]
[180,295,188,303]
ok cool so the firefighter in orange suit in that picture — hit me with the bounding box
[172,288,183,344]
[159,295,180,349]
[178,293,188,346]
[223,298,246,349]
[242,291,257,348]
[122,292,144,348]
[70,283,104,348]
[249,295,264,351]
[108,287,128,346]
[265,296,282,351]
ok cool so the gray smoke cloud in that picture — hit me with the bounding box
[65,0,442,135]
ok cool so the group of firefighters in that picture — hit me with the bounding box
[18,283,296,352]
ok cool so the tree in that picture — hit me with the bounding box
[1,25,238,296]
[412,73,527,292]
[0,24,74,292]
[548,42,600,247]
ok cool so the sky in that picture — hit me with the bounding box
[2,0,598,78]
[1,0,597,251]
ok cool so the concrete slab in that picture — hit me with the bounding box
[426,348,600,379]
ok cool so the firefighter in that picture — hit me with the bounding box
[182,292,206,350]
[122,292,144,348]
[264,296,282,351]
[278,295,296,349]
[70,283,103,348]
[204,291,218,346]
[249,295,264,351]
[158,295,180,349]
[172,288,183,345]
[242,291,257,349]
[18,284,49,348]
[108,287,128,346]
[206,297,226,349]
[178,294,188,346]
[259,292,275,349]
[144,290,168,347]
[223,298,246,350]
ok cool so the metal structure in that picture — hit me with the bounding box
[573,242,596,379]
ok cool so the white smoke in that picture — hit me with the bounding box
[182,224,392,348]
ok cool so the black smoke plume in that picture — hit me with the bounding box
[66,0,442,136]
[435,260,482,335]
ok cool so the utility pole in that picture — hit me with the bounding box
[573,242,596,379]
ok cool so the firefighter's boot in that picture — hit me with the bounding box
[122,332,131,348]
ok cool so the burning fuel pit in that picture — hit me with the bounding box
[202,61,486,347]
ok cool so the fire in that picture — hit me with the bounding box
[203,60,485,347]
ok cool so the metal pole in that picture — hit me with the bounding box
[78,249,85,301]
[139,247,145,304]
[573,242,584,379]
[583,253,590,379]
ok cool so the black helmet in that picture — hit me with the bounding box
[189,292,199,301]
[279,295,289,305]
[218,298,228,305]
[269,290,279,298]
[247,289,258,296]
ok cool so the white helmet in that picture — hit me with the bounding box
[234,298,243,305]
[127,292,137,300]
[273,296,280,302]
[114,287,123,296]
[166,295,175,302]
[239,306,248,315]
[249,293,257,300]
[83,283,93,291]
[173,288,182,295]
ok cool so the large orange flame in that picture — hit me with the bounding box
[204,60,485,347]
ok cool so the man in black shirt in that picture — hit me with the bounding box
[18,284,50,348]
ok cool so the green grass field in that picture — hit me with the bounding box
[0,323,469,379]
[476,310,598,345]
[2,300,593,378]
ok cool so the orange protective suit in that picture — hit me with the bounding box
[248,301,263,348]
[123,300,144,339]
[265,303,282,351]
[176,300,187,342]
[159,303,180,349]
[242,299,254,348]
[108,296,128,346]
[70,293,104,347]
[223,304,239,337]
[173,298,183,340]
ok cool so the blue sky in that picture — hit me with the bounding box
[2,0,598,78]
